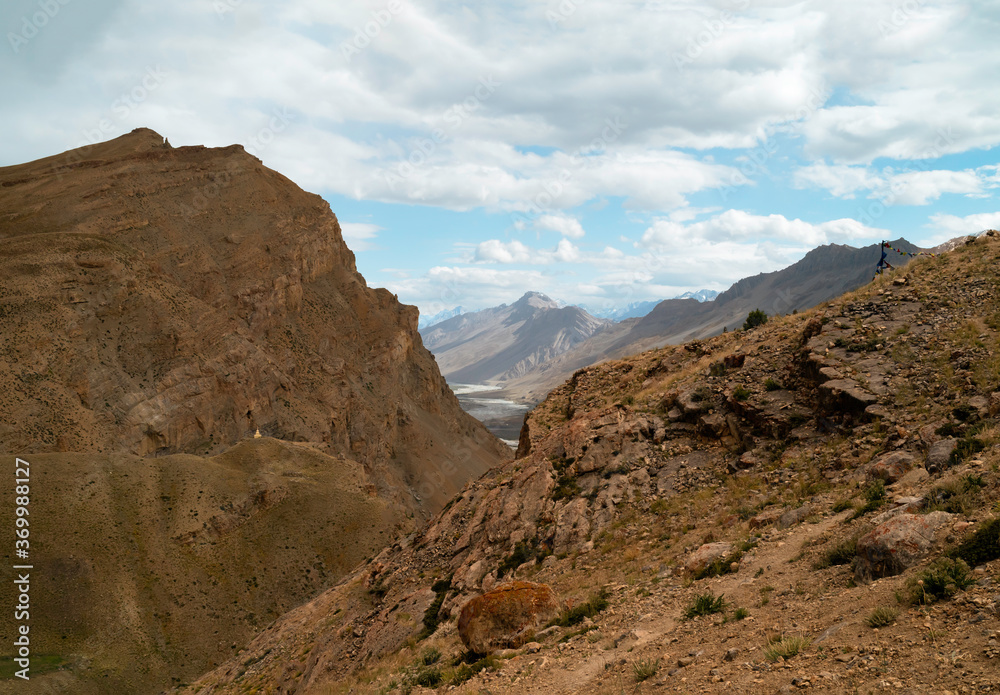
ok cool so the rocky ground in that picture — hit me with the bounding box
[183,233,1000,695]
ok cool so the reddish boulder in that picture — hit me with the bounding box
[868,451,915,484]
[458,582,560,654]
[684,542,736,577]
[854,511,953,580]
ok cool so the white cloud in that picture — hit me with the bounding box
[641,210,885,248]
[795,163,997,205]
[339,222,381,251]
[473,238,581,264]
[919,212,1000,247]
[535,213,585,239]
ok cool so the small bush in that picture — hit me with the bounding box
[421,647,442,666]
[813,536,858,570]
[418,577,451,640]
[415,668,442,687]
[950,437,986,466]
[733,385,751,401]
[865,606,898,628]
[684,592,726,619]
[763,636,808,662]
[733,606,749,621]
[743,309,768,331]
[549,588,610,628]
[831,498,854,514]
[925,479,983,515]
[632,657,659,682]
[850,480,886,520]
[906,558,974,605]
[764,378,783,391]
[948,518,1000,567]
[497,541,540,578]
[449,654,498,686]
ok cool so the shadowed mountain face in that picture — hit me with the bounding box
[494,240,917,403]
[0,127,508,513]
[0,130,510,693]
[420,291,611,384]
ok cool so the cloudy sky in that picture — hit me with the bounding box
[3,0,999,317]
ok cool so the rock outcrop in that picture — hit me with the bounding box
[0,128,509,515]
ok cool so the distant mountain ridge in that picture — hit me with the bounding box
[493,239,922,402]
[584,290,718,320]
[419,291,610,384]
[418,305,466,329]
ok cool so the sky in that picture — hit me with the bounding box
[2,0,999,319]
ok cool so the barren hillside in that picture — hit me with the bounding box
[0,130,510,694]
[184,232,1000,695]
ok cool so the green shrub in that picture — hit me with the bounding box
[906,558,973,605]
[865,606,898,628]
[421,647,442,666]
[632,657,659,682]
[497,541,542,578]
[763,636,807,662]
[764,378,783,391]
[813,536,858,570]
[948,518,1000,567]
[950,437,986,466]
[418,577,451,640]
[850,480,886,520]
[549,588,610,627]
[684,592,726,619]
[733,385,751,401]
[743,309,768,331]
[831,498,854,514]
[448,653,498,686]
[733,606,749,620]
[415,668,442,687]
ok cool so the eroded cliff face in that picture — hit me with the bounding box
[0,128,509,514]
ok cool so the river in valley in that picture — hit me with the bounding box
[450,383,531,448]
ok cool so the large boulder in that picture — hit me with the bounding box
[854,512,953,580]
[926,439,957,473]
[458,582,560,654]
[868,451,915,484]
[684,542,736,577]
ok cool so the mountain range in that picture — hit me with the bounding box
[420,292,611,384]
[425,239,919,404]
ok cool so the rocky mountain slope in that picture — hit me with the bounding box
[183,232,1000,694]
[0,130,509,693]
[419,292,610,384]
[0,127,508,511]
[496,240,919,403]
